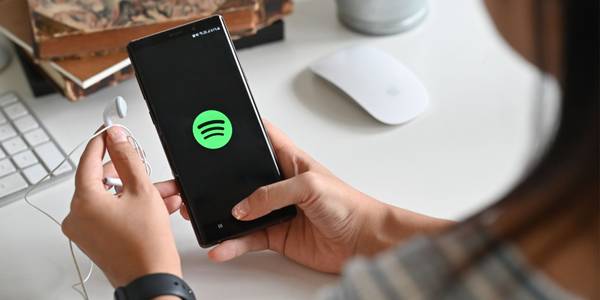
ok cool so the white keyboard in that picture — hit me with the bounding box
[0,92,74,207]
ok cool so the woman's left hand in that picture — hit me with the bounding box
[62,127,182,287]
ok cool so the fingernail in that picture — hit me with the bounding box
[232,200,249,220]
[108,127,127,143]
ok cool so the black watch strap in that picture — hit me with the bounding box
[114,273,196,300]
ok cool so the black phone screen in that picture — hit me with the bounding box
[128,16,295,247]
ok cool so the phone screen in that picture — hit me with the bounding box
[128,16,295,247]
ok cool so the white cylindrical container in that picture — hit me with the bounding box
[336,0,428,35]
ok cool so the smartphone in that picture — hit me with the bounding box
[127,15,296,247]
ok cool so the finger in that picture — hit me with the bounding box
[75,132,107,192]
[163,195,183,214]
[105,127,149,192]
[262,120,296,155]
[263,120,304,178]
[180,203,190,220]
[154,180,181,198]
[154,180,182,213]
[207,230,269,262]
[232,172,321,221]
[262,120,329,177]
[103,161,118,178]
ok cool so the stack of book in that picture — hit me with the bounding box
[0,0,293,101]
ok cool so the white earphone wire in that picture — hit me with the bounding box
[23,123,151,300]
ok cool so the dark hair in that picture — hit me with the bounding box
[486,0,599,240]
[446,0,598,278]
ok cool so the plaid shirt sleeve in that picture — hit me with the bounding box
[318,222,578,300]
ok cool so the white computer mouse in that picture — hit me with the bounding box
[310,45,428,125]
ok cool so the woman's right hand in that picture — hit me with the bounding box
[162,121,450,273]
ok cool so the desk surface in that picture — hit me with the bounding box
[0,0,548,298]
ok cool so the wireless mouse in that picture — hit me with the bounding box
[310,45,428,125]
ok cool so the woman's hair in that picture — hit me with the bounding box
[487,0,598,239]
[429,2,597,296]
[451,0,598,270]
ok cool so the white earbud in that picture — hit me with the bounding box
[103,177,123,187]
[103,96,128,126]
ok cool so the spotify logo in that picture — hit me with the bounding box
[192,110,233,150]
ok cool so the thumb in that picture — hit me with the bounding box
[106,127,149,192]
[232,172,323,221]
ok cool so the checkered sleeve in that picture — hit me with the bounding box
[318,223,578,300]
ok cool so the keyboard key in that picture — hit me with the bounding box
[12,150,38,168]
[0,124,17,141]
[0,93,17,106]
[24,128,49,146]
[3,136,27,155]
[34,142,67,173]
[14,115,38,133]
[4,103,28,120]
[0,172,28,198]
[23,164,48,184]
[52,161,72,176]
[0,93,75,206]
[0,159,16,177]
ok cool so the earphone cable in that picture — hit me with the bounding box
[23,123,152,300]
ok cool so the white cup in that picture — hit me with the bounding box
[336,0,428,35]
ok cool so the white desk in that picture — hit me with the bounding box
[0,0,548,298]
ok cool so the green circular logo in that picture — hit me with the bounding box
[192,110,233,150]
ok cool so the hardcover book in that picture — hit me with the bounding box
[0,0,288,100]
[0,0,132,100]
[27,0,293,59]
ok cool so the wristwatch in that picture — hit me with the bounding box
[114,273,196,300]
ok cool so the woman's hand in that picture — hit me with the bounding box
[167,122,451,273]
[62,127,182,287]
